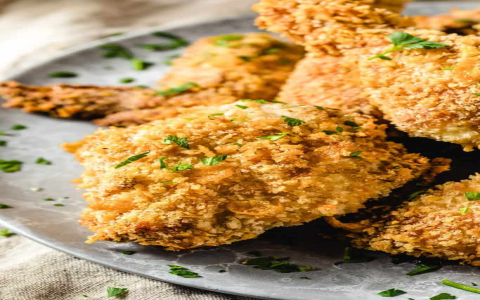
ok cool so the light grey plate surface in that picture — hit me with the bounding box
[1,2,480,300]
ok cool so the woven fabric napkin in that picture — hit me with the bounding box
[0,0,259,299]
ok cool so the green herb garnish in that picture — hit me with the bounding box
[143,31,189,50]
[336,126,344,133]
[168,265,201,278]
[0,141,6,146]
[349,151,363,158]
[99,43,133,59]
[236,105,248,109]
[106,286,128,298]
[157,82,199,96]
[35,157,52,165]
[0,229,15,237]
[430,293,457,300]
[282,116,305,127]
[218,270,227,273]
[131,58,154,71]
[214,34,243,47]
[406,264,440,276]
[239,99,270,104]
[257,132,290,141]
[378,288,407,297]
[0,160,22,173]
[159,157,167,169]
[441,67,453,71]
[0,204,11,209]
[242,256,314,273]
[11,124,27,130]
[164,135,190,149]
[442,279,480,294]
[119,78,135,84]
[0,132,8,136]
[473,93,480,97]
[114,151,150,169]
[208,113,224,120]
[200,156,229,166]
[43,198,55,201]
[465,192,480,200]
[238,56,253,62]
[53,204,64,207]
[171,162,193,172]
[460,206,471,215]
[370,31,450,60]
[48,71,78,78]
[120,251,136,255]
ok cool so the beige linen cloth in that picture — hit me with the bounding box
[0,0,258,299]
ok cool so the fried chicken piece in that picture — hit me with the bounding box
[64,101,434,250]
[0,33,304,125]
[330,174,480,265]
[254,0,480,151]
[413,8,480,36]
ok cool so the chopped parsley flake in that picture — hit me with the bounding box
[114,151,150,169]
[282,116,305,127]
[323,130,337,135]
[168,265,201,278]
[164,135,190,149]
[230,118,248,122]
[442,279,480,294]
[106,286,128,298]
[282,105,305,109]
[236,105,248,109]
[344,120,360,129]
[342,247,374,263]
[430,293,457,300]
[218,270,227,273]
[131,58,154,71]
[141,31,189,51]
[136,85,149,89]
[208,113,224,120]
[460,206,471,215]
[465,192,480,200]
[120,251,136,255]
[157,82,199,96]
[370,31,450,60]
[11,124,27,130]
[54,204,64,207]
[0,141,6,146]
[0,132,8,136]
[200,156,229,166]
[473,93,480,97]
[336,126,344,133]
[378,288,407,297]
[0,229,15,237]
[43,198,55,201]
[119,78,135,84]
[0,160,23,173]
[473,283,478,286]
[441,67,453,70]
[99,43,133,59]
[242,256,314,273]
[214,34,243,47]
[159,158,193,172]
[48,71,78,78]
[159,157,167,169]
[35,157,52,165]
[257,132,290,141]
[406,264,440,276]
[0,204,12,209]
[349,151,363,158]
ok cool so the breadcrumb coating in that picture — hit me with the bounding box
[0,33,304,126]
[64,102,433,250]
[340,174,480,266]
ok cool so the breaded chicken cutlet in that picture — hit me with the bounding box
[64,101,435,250]
[254,0,480,151]
[328,174,480,266]
[0,33,304,126]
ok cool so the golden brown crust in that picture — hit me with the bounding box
[345,174,480,266]
[65,102,433,250]
[0,33,304,125]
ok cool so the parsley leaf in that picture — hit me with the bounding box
[168,265,201,278]
[349,151,363,158]
[120,251,136,255]
[200,156,229,166]
[11,124,27,130]
[157,82,199,96]
[378,288,407,297]
[239,99,270,104]
[242,256,315,273]
[0,204,11,209]
[472,93,480,97]
[406,264,440,276]
[53,204,64,207]
[465,192,480,200]
[171,162,193,172]
[35,157,52,165]
[208,113,224,120]
[430,293,457,300]
[131,58,154,71]
[0,141,6,146]
[442,279,480,294]
[282,116,305,127]
[0,160,23,173]
[106,286,128,298]
[460,206,471,215]
[159,157,167,169]
[214,34,243,47]
[114,151,150,169]
[99,43,133,59]
[164,135,190,149]
[370,31,450,60]
[43,198,55,201]
[48,71,78,78]
[236,105,248,109]
[0,229,15,237]
[119,78,135,84]
[257,132,290,141]
[141,31,189,51]
[342,247,374,263]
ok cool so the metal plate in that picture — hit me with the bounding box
[1,2,479,299]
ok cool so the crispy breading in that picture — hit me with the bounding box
[254,0,480,150]
[0,33,304,125]
[336,174,480,266]
[413,8,480,36]
[64,102,433,250]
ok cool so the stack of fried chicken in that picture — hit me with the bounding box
[2,0,480,266]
